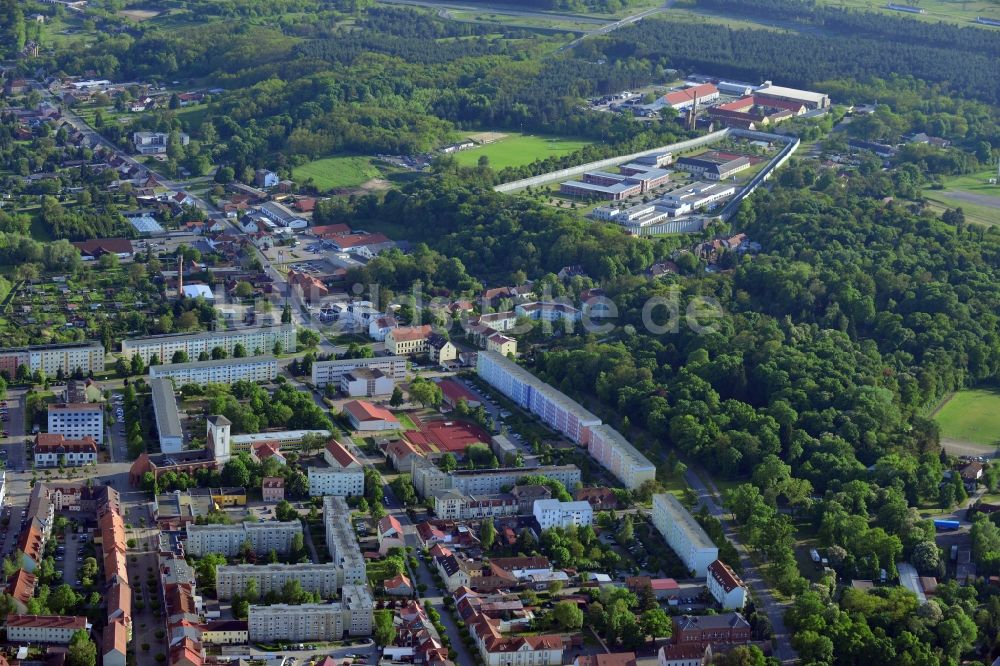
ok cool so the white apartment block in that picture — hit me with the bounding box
[311,356,407,387]
[324,496,367,587]
[47,403,104,444]
[33,434,98,468]
[707,559,748,610]
[247,586,373,641]
[652,494,719,577]
[586,424,657,490]
[532,499,594,530]
[149,355,278,386]
[0,341,105,377]
[122,324,296,365]
[216,563,343,599]
[514,301,582,325]
[184,521,303,557]
[476,351,600,445]
[409,457,581,499]
[6,615,91,644]
[308,467,364,497]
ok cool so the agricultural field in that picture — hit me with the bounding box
[934,388,1000,448]
[453,132,592,171]
[923,170,1000,227]
[291,156,385,191]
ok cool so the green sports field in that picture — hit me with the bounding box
[923,170,1000,227]
[292,156,383,191]
[453,133,592,171]
[934,388,1000,447]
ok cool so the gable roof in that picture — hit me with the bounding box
[708,559,745,593]
[390,325,432,342]
[71,238,134,257]
[325,439,361,468]
[343,400,399,424]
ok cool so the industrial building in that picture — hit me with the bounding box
[560,167,671,201]
[652,494,719,577]
[122,324,296,365]
[150,377,184,454]
[675,152,752,181]
[754,81,830,109]
[149,355,278,386]
[311,355,408,387]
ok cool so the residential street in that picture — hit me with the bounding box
[685,468,797,664]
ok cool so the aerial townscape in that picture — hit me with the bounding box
[1,0,1000,665]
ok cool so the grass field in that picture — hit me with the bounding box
[291,156,384,191]
[816,0,1000,26]
[453,133,592,171]
[923,170,1000,227]
[934,388,1000,447]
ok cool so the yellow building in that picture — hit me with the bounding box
[486,333,517,358]
[201,620,249,645]
[386,325,432,356]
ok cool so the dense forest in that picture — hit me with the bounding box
[597,16,1000,105]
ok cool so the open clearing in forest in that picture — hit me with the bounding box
[292,156,384,191]
[453,132,591,171]
[934,388,1000,451]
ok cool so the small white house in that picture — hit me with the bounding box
[707,559,747,609]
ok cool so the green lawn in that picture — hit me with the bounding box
[934,388,1000,447]
[816,0,1000,26]
[291,156,384,191]
[453,133,592,171]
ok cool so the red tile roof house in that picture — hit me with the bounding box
[437,379,482,409]
[6,614,91,644]
[342,400,400,432]
[251,441,286,466]
[324,439,362,469]
[378,515,406,555]
[384,573,414,596]
[6,568,37,612]
[33,433,98,467]
[469,611,564,666]
[386,439,423,471]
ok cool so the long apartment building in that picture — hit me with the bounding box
[312,355,408,387]
[150,377,184,454]
[308,467,365,497]
[215,563,343,599]
[0,341,105,377]
[324,496,367,587]
[248,586,373,641]
[586,424,656,490]
[122,324,296,365]
[652,493,719,577]
[184,520,303,557]
[6,615,91,644]
[47,402,104,444]
[477,351,656,490]
[476,351,600,445]
[149,355,278,386]
[410,456,581,499]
